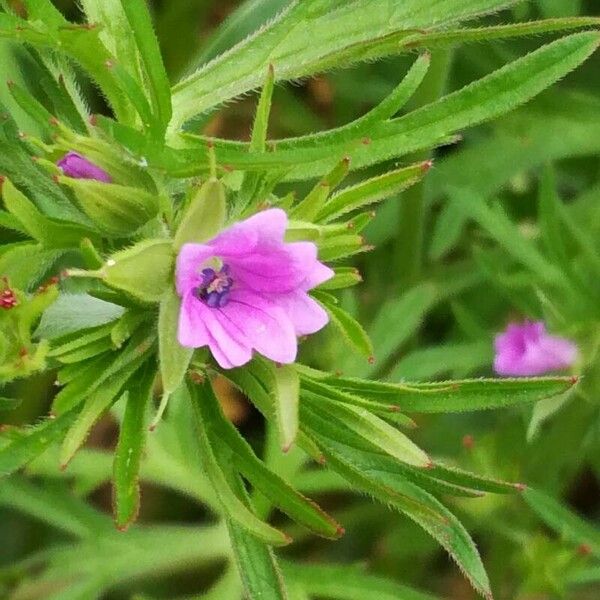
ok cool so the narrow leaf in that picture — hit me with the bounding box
[113,366,153,531]
[188,382,291,546]
[0,409,79,477]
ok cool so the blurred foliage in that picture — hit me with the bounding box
[0,1,599,599]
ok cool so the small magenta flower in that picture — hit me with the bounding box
[494,321,578,376]
[176,208,334,368]
[57,151,112,183]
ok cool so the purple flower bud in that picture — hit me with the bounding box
[494,320,578,377]
[57,151,112,183]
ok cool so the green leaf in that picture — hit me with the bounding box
[0,12,139,124]
[161,32,600,180]
[158,288,193,395]
[346,283,438,377]
[6,80,55,137]
[36,294,125,339]
[227,521,288,600]
[317,266,362,290]
[223,365,326,465]
[302,391,431,468]
[196,378,342,539]
[120,0,173,137]
[0,397,21,411]
[113,365,153,531]
[408,17,600,48]
[53,337,114,365]
[302,417,492,599]
[80,0,144,88]
[59,357,149,468]
[49,323,114,358]
[315,292,373,359]
[235,64,276,213]
[0,243,65,291]
[0,409,79,477]
[326,375,578,413]
[188,382,291,546]
[265,362,300,453]
[317,162,430,223]
[301,412,491,598]
[249,63,275,153]
[170,0,526,128]
[449,187,564,285]
[523,488,600,557]
[291,157,351,221]
[0,477,109,537]
[53,330,154,414]
[283,562,440,600]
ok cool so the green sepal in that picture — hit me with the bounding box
[102,239,174,303]
[58,176,159,237]
[174,178,227,249]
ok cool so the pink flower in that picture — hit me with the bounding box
[57,152,112,183]
[494,321,578,376]
[176,208,334,369]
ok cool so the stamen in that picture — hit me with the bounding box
[194,263,233,308]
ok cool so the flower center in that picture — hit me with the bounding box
[194,264,233,308]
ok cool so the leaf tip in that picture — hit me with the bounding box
[421,159,434,172]
[462,434,475,450]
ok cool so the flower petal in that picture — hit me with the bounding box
[275,290,330,336]
[177,293,211,348]
[494,320,577,376]
[176,243,214,296]
[220,289,297,364]
[200,305,254,368]
[210,208,287,257]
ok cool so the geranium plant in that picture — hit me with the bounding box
[0,1,598,599]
